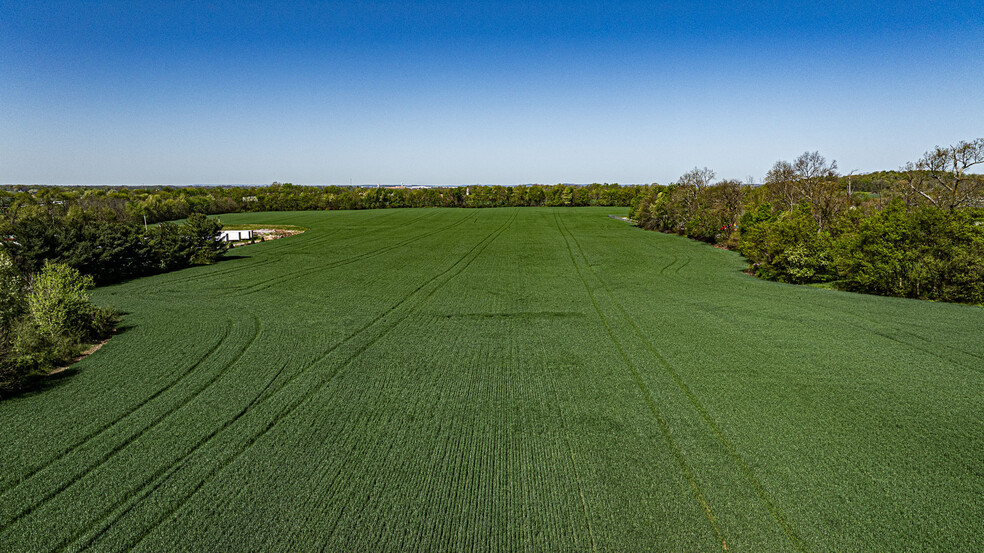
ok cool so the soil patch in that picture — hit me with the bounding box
[48,335,113,375]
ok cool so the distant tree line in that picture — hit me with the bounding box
[0,183,646,227]
[631,138,984,305]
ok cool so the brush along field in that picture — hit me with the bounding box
[1,207,982,552]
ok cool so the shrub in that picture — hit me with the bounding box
[27,263,96,341]
[739,202,835,284]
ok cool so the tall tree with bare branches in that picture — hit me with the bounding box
[903,138,984,211]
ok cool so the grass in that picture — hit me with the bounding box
[0,207,981,551]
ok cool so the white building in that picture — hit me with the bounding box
[219,230,254,242]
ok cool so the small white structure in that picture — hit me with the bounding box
[219,230,254,242]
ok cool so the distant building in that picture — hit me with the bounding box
[219,230,253,242]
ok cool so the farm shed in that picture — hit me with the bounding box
[219,230,253,242]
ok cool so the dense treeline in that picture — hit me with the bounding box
[2,212,228,286]
[0,183,645,227]
[631,138,984,305]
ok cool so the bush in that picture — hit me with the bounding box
[739,202,835,284]
[27,263,96,341]
[1,261,119,397]
[833,200,984,303]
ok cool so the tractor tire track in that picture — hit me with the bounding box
[62,358,293,553]
[674,256,692,274]
[128,209,434,295]
[801,296,984,369]
[0,318,234,499]
[658,256,678,275]
[722,283,984,372]
[552,210,730,552]
[228,211,472,297]
[0,312,262,534]
[72,211,518,551]
[269,211,520,549]
[560,212,809,552]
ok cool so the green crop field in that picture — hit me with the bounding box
[1,207,982,551]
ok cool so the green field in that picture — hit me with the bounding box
[1,207,982,551]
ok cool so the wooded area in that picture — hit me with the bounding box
[0,183,642,226]
[632,138,984,304]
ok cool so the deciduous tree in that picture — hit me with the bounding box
[903,137,984,211]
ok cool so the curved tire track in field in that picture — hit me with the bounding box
[236,208,438,261]
[277,208,437,251]
[225,209,442,286]
[717,282,984,372]
[0,312,262,536]
[674,256,692,274]
[658,255,678,275]
[63,357,293,553]
[0,318,234,500]
[125,257,282,295]
[239,206,403,255]
[68,211,518,551]
[803,297,984,369]
[228,211,473,297]
[559,212,810,552]
[551,211,731,551]
[125,209,431,295]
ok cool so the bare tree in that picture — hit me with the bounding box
[793,152,841,229]
[677,166,716,220]
[904,138,984,211]
[791,151,838,201]
[678,166,716,190]
[763,152,842,229]
[845,170,859,196]
[764,160,797,210]
[716,179,745,227]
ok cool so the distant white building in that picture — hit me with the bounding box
[219,230,253,242]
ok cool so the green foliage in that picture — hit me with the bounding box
[625,142,983,304]
[0,249,24,335]
[1,257,118,395]
[634,179,745,245]
[185,212,227,265]
[833,199,912,296]
[145,222,194,271]
[61,220,147,281]
[739,202,836,284]
[0,183,648,227]
[6,214,227,284]
[27,263,95,340]
[834,199,984,302]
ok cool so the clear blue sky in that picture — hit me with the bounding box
[2,1,982,186]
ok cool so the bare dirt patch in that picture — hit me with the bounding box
[48,336,113,375]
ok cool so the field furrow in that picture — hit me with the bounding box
[1,207,981,552]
